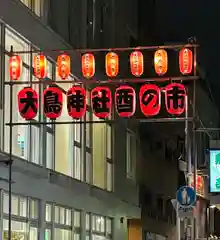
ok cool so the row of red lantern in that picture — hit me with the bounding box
[17,83,186,120]
[9,48,193,80]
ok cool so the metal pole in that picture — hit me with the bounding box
[8,45,14,240]
[192,72,197,240]
[176,202,181,240]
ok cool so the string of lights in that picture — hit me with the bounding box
[9,43,199,54]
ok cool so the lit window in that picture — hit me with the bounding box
[45,229,51,240]
[74,121,81,143]
[86,152,91,183]
[30,227,38,240]
[66,209,72,226]
[19,197,27,217]
[60,207,65,225]
[12,195,19,216]
[54,206,59,223]
[74,146,82,180]
[106,218,112,234]
[106,161,113,192]
[86,111,91,147]
[33,0,41,16]
[20,0,31,8]
[45,203,52,222]
[46,133,54,169]
[54,229,71,240]
[74,211,81,227]
[86,213,90,230]
[30,199,38,219]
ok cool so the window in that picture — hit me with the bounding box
[20,0,43,17]
[86,213,90,230]
[3,192,39,240]
[54,205,73,226]
[52,205,81,240]
[126,130,136,180]
[88,214,112,240]
[30,199,38,219]
[45,203,52,222]
[86,152,91,183]
[3,220,27,240]
[74,211,81,227]
[92,116,113,191]
[4,27,44,166]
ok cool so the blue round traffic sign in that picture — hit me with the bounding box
[176,186,196,207]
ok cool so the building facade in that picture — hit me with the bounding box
[0,0,140,239]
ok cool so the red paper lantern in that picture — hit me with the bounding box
[139,84,161,116]
[130,51,144,77]
[43,87,63,119]
[82,53,95,78]
[179,48,193,75]
[67,86,86,119]
[105,52,119,77]
[164,83,186,115]
[9,55,22,80]
[34,55,47,79]
[154,49,168,76]
[57,54,70,79]
[17,87,38,120]
[115,85,136,117]
[91,87,112,118]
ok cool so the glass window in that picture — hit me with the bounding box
[45,229,51,240]
[92,215,105,233]
[74,211,81,227]
[74,146,82,180]
[54,206,59,223]
[19,197,27,217]
[12,195,19,216]
[3,219,27,239]
[20,0,31,8]
[3,193,9,214]
[33,0,41,16]
[60,207,65,225]
[106,125,112,159]
[106,218,112,234]
[106,162,113,192]
[86,213,90,230]
[5,28,30,64]
[74,121,81,143]
[74,233,80,240]
[46,132,54,169]
[86,111,91,147]
[30,126,41,164]
[54,229,71,240]
[30,227,38,240]
[66,209,72,226]
[92,116,106,189]
[45,203,52,222]
[30,199,38,219]
[86,152,91,184]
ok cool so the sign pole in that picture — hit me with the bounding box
[176,202,181,240]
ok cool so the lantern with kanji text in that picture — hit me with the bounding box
[179,48,193,75]
[57,54,70,79]
[115,85,136,117]
[164,83,186,115]
[91,86,112,119]
[9,55,22,80]
[105,52,119,77]
[34,55,47,79]
[154,49,168,76]
[130,51,144,77]
[17,87,38,120]
[43,87,63,119]
[82,53,95,78]
[67,86,86,119]
[139,84,161,116]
